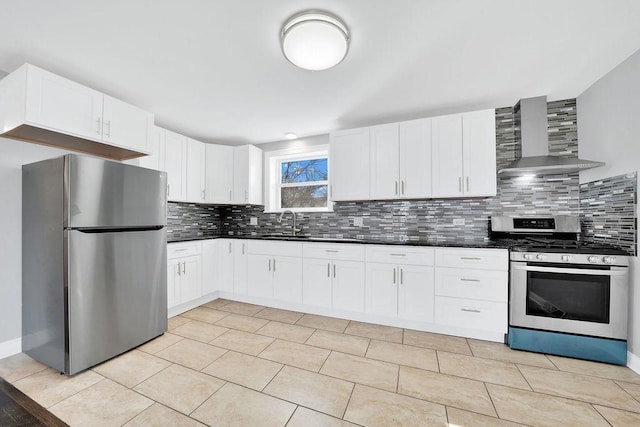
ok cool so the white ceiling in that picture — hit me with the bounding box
[1,0,639,145]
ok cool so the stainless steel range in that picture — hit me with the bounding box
[491,216,630,365]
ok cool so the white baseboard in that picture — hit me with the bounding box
[627,351,640,374]
[0,337,21,359]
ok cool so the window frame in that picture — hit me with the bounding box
[264,145,332,213]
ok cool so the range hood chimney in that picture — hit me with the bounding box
[497,96,604,177]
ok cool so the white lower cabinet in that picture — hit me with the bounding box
[167,241,202,310]
[202,240,218,295]
[302,243,365,312]
[233,240,248,294]
[218,239,235,292]
[365,246,435,322]
[247,241,302,302]
[434,247,508,334]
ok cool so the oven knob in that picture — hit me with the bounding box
[522,254,533,260]
[561,255,572,262]
[536,254,546,261]
[587,256,601,263]
[602,256,616,264]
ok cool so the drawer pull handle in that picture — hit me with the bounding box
[174,248,187,252]
[460,257,481,260]
[325,250,339,253]
[461,308,481,313]
[390,253,406,257]
[460,278,480,282]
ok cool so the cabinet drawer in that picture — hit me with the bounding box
[168,241,202,259]
[248,240,302,257]
[435,267,507,302]
[434,248,507,271]
[365,245,434,265]
[435,296,507,333]
[303,243,364,261]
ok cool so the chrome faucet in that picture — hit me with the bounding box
[277,210,301,236]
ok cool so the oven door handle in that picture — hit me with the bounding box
[512,264,627,276]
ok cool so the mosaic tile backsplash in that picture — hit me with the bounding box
[168,98,636,253]
[580,172,637,255]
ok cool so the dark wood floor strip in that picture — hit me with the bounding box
[0,377,68,427]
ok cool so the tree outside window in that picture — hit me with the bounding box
[279,157,328,209]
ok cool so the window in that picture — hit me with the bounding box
[265,146,331,212]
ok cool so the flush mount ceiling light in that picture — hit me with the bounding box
[281,10,350,71]
[284,132,298,140]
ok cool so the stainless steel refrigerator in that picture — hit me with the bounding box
[22,154,168,375]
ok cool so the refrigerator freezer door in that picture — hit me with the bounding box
[66,228,167,374]
[66,155,167,228]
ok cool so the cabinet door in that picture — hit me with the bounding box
[232,146,249,204]
[332,260,365,312]
[431,114,463,198]
[369,123,400,199]
[102,95,153,152]
[462,109,497,197]
[218,240,235,292]
[180,256,202,303]
[167,259,182,309]
[233,240,248,294]
[247,145,263,205]
[25,64,104,141]
[400,118,432,198]
[302,258,333,308]
[205,144,234,203]
[138,126,163,171]
[186,138,206,202]
[330,127,370,201]
[247,254,273,298]
[201,241,218,295]
[398,264,434,322]
[163,129,187,201]
[365,262,398,317]
[273,256,303,303]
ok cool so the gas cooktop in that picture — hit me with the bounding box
[500,238,628,255]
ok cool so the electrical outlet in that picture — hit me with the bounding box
[453,218,465,226]
[353,217,364,227]
[249,217,258,226]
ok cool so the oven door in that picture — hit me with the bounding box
[510,262,628,340]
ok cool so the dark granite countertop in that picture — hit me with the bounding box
[167,234,511,249]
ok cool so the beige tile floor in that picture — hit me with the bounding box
[2,299,640,426]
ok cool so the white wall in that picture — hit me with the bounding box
[577,48,640,363]
[0,137,68,356]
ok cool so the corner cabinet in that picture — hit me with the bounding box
[329,127,370,201]
[205,144,262,205]
[0,63,153,160]
[431,109,496,198]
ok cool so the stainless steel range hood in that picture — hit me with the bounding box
[498,96,604,177]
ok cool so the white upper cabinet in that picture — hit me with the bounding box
[330,127,370,201]
[431,113,464,197]
[163,128,188,202]
[101,94,153,153]
[369,119,432,200]
[399,118,432,198]
[138,126,163,171]
[186,138,206,203]
[432,109,496,198]
[232,145,263,205]
[462,109,497,197]
[0,63,153,160]
[369,123,400,199]
[205,144,234,203]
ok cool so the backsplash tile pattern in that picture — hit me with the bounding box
[170,98,636,253]
[167,202,221,242]
[219,99,581,243]
[580,172,637,255]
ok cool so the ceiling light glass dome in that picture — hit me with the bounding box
[281,10,350,71]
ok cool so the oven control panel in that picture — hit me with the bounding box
[511,252,628,266]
